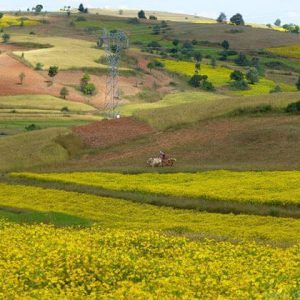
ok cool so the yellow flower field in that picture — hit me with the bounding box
[266,44,300,59]
[1,183,300,244]
[160,59,296,95]
[0,15,39,28]
[13,170,300,206]
[0,221,299,299]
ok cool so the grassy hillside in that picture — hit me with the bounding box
[266,44,300,59]
[135,91,300,130]
[0,95,95,112]
[0,128,72,171]
[120,91,227,116]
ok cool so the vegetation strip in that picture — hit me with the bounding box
[4,175,300,219]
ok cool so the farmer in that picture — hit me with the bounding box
[159,150,167,161]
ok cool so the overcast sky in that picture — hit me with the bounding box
[1,0,300,24]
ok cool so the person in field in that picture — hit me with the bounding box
[159,150,167,161]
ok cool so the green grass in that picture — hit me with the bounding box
[0,95,95,112]
[0,128,71,172]
[135,91,300,130]
[12,35,106,70]
[120,91,227,116]
[0,207,91,226]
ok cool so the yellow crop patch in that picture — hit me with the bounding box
[0,221,299,299]
[0,15,39,28]
[13,170,300,206]
[266,44,300,59]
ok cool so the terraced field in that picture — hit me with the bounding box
[0,15,39,28]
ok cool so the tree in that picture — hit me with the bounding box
[194,52,202,62]
[149,15,157,20]
[138,10,146,19]
[78,3,84,13]
[34,4,43,13]
[230,13,245,26]
[246,68,259,84]
[80,73,91,90]
[195,62,201,74]
[217,12,227,23]
[172,39,179,47]
[0,13,4,19]
[152,25,161,35]
[48,66,59,83]
[211,57,217,68]
[147,62,154,73]
[235,53,249,66]
[274,19,281,27]
[221,40,230,50]
[82,83,96,95]
[296,76,300,91]
[60,87,69,99]
[2,33,10,43]
[230,70,244,81]
[19,72,26,85]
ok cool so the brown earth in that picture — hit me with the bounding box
[73,117,154,148]
[56,115,300,172]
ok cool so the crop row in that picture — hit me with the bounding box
[1,182,300,244]
[12,170,300,206]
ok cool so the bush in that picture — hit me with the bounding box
[61,106,70,113]
[286,101,300,113]
[270,85,282,93]
[202,80,215,91]
[230,79,249,90]
[82,83,96,95]
[25,124,40,131]
[230,70,244,81]
[246,68,259,84]
[35,62,44,70]
[235,53,250,66]
[232,104,273,116]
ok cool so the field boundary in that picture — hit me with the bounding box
[3,175,300,219]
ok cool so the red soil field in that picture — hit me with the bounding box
[73,117,154,148]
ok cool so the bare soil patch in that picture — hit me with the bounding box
[73,117,154,148]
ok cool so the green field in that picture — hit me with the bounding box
[266,44,300,59]
[134,91,300,130]
[12,35,106,70]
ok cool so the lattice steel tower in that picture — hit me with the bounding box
[99,29,128,118]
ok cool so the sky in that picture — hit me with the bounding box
[1,0,300,24]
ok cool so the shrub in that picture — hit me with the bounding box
[270,85,282,93]
[246,68,259,84]
[35,62,44,70]
[232,104,273,116]
[230,70,244,81]
[230,79,249,90]
[61,106,70,112]
[25,124,40,131]
[76,16,86,22]
[202,80,215,91]
[286,101,300,113]
[60,87,69,99]
[235,53,250,66]
[82,83,96,95]
[149,15,157,20]
[2,33,10,43]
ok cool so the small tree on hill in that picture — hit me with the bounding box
[296,76,300,91]
[246,68,259,84]
[78,3,85,13]
[172,39,179,47]
[60,87,69,99]
[2,33,10,43]
[19,72,26,85]
[221,40,230,50]
[235,52,249,66]
[274,19,281,27]
[230,13,245,25]
[138,10,146,19]
[217,12,227,23]
[48,66,59,84]
[230,70,244,81]
[33,4,43,14]
[147,62,155,73]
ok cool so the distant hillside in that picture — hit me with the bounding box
[89,8,216,23]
